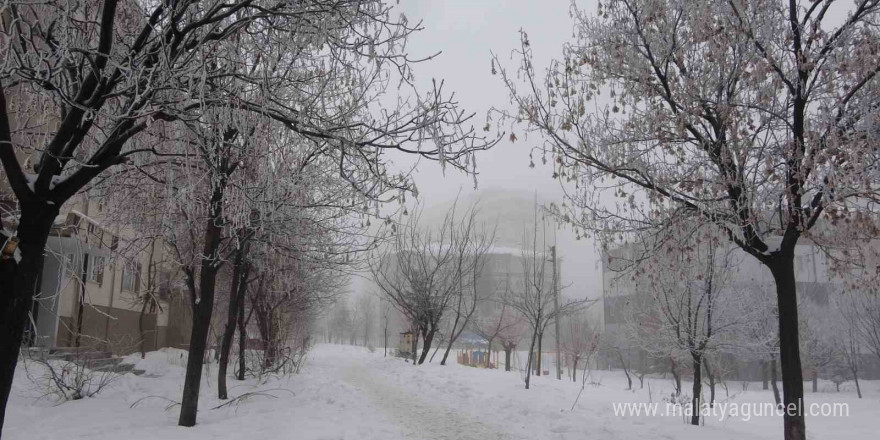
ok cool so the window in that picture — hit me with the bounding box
[86,223,103,247]
[87,255,105,286]
[122,263,141,293]
[63,254,76,276]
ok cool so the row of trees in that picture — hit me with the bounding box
[0,0,496,434]
[368,199,595,392]
[606,222,880,426]
[495,1,880,439]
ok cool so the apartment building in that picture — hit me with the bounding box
[4,193,193,355]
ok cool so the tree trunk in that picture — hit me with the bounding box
[811,371,818,393]
[771,357,782,407]
[853,370,862,399]
[417,326,435,365]
[237,301,246,381]
[524,325,538,389]
[704,358,716,408]
[617,351,632,390]
[485,337,495,368]
[440,312,461,366]
[761,360,769,390]
[690,353,702,426]
[504,347,513,372]
[536,331,543,376]
[138,298,151,359]
[218,247,248,400]
[769,257,806,440]
[0,204,58,435]
[429,340,442,363]
[572,357,579,382]
[178,209,224,427]
[411,324,419,365]
[74,255,89,348]
[670,357,681,397]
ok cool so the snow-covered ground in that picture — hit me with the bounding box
[5,344,879,439]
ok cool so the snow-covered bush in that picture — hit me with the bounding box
[22,353,117,402]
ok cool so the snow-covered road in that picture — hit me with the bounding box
[6,344,879,440]
[339,355,519,440]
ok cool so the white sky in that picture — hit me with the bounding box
[367,0,605,304]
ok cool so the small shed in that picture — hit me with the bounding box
[398,331,414,355]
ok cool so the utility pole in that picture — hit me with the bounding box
[551,245,561,380]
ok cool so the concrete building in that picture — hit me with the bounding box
[4,194,193,355]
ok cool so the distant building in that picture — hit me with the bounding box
[600,238,880,380]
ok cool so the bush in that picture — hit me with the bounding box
[22,350,118,402]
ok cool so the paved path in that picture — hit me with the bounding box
[340,359,520,440]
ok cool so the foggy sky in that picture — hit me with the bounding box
[376,0,604,304]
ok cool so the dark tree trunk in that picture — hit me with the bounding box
[536,332,543,376]
[524,325,538,389]
[138,298,150,359]
[74,256,89,347]
[139,242,157,359]
[178,210,224,427]
[854,373,862,399]
[762,360,769,390]
[617,351,632,390]
[439,339,454,365]
[218,247,248,399]
[417,326,435,365]
[690,353,702,426]
[504,346,513,372]
[237,300,246,381]
[429,340,442,363]
[811,371,818,393]
[572,357,579,382]
[769,257,806,440]
[1,205,58,434]
[771,357,782,407]
[440,313,461,366]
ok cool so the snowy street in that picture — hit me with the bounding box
[6,344,878,440]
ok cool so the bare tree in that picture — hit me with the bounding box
[371,202,493,365]
[506,208,589,389]
[601,332,634,391]
[561,312,600,382]
[627,226,742,425]
[471,283,522,369]
[799,298,840,394]
[495,1,880,438]
[847,286,880,366]
[355,293,377,348]
[439,207,496,365]
[832,292,866,398]
[0,0,497,431]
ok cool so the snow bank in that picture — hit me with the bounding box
[5,344,878,439]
